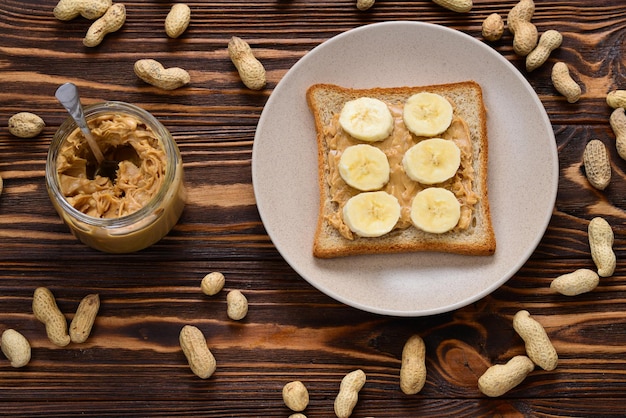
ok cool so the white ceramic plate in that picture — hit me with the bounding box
[252,21,558,317]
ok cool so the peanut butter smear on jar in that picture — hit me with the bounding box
[56,113,167,218]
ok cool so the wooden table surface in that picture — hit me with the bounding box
[1,0,625,416]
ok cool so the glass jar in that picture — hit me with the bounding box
[46,101,186,253]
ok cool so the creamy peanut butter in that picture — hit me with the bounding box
[324,100,478,240]
[56,113,166,218]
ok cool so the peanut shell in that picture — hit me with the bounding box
[583,139,611,190]
[8,112,45,138]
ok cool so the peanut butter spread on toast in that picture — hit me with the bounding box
[324,101,478,240]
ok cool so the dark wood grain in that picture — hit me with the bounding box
[1,0,626,416]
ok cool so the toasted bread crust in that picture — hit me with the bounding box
[307,81,496,258]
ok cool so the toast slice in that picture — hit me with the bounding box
[306,81,496,258]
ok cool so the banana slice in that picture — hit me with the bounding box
[339,144,390,191]
[410,187,461,234]
[343,191,401,237]
[403,138,461,184]
[339,97,394,142]
[403,92,453,137]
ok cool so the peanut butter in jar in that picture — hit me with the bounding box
[46,101,186,253]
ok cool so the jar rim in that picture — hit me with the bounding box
[45,101,180,228]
